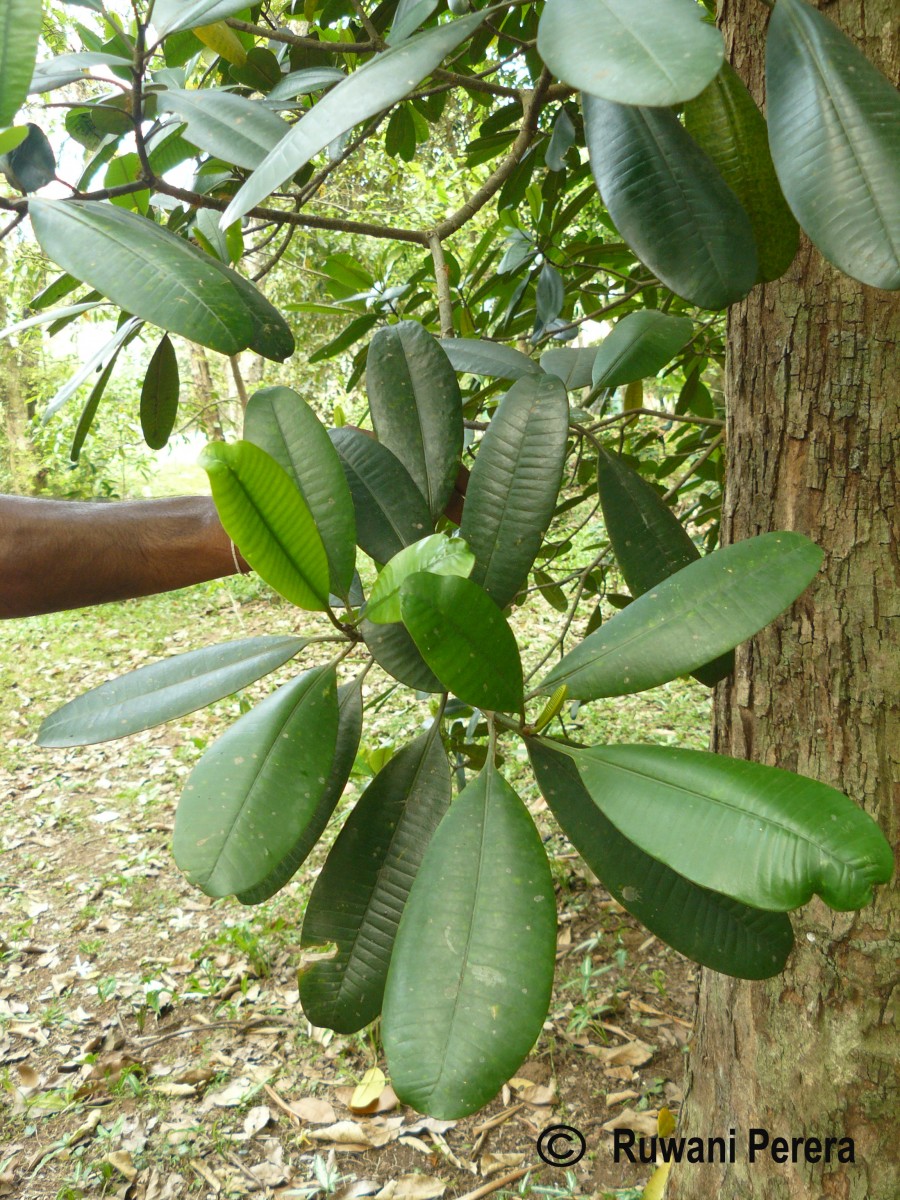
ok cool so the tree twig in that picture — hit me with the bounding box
[429,232,455,338]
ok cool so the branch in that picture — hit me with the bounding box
[662,430,725,502]
[226,19,376,53]
[429,232,454,338]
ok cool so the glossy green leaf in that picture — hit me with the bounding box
[267,67,346,103]
[38,635,306,747]
[570,744,894,912]
[153,0,251,37]
[222,10,488,225]
[300,721,451,1032]
[597,448,732,687]
[140,334,180,450]
[535,262,564,327]
[766,0,900,290]
[685,63,799,283]
[237,679,363,906]
[460,374,569,609]
[29,200,294,361]
[382,763,556,1118]
[0,0,42,124]
[0,126,29,157]
[528,740,793,979]
[584,96,758,309]
[438,337,540,380]
[540,347,597,391]
[159,90,290,171]
[174,665,339,898]
[0,122,55,192]
[538,0,723,107]
[400,574,523,712]
[389,0,440,45]
[367,322,463,520]
[592,312,693,390]
[367,534,475,625]
[545,106,575,171]
[30,53,130,94]
[539,533,822,699]
[43,317,143,422]
[200,440,330,612]
[329,427,432,564]
[244,387,356,597]
[0,301,103,340]
[361,619,444,693]
[70,346,121,463]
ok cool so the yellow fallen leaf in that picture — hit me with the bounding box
[641,1162,672,1200]
[351,1067,387,1112]
[657,1106,676,1138]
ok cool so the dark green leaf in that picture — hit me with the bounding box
[308,314,379,364]
[140,334,180,450]
[0,0,42,124]
[367,322,463,520]
[597,447,732,687]
[570,743,894,912]
[592,311,693,390]
[237,678,363,905]
[329,427,433,564]
[159,89,290,171]
[535,262,564,327]
[300,721,451,1032]
[400,574,524,712]
[361,619,444,693]
[223,10,490,226]
[528,740,794,978]
[766,0,900,290]
[460,374,569,609]
[583,96,758,309]
[545,106,575,171]
[70,342,124,463]
[200,440,330,612]
[382,762,556,1119]
[539,532,822,699]
[539,347,597,391]
[684,63,799,283]
[38,635,306,747]
[267,67,346,103]
[244,387,356,597]
[1,122,55,192]
[29,200,294,361]
[174,665,339,898]
[538,0,722,105]
[438,337,540,380]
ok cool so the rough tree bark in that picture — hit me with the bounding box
[671,3,899,1198]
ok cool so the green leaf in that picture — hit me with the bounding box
[174,665,339,898]
[766,0,900,290]
[583,97,758,309]
[237,678,363,905]
[382,762,556,1119]
[221,9,489,226]
[104,152,150,214]
[0,124,29,157]
[361,619,444,693]
[140,334,180,450]
[460,374,569,609]
[0,122,55,192]
[545,106,575,171]
[597,448,733,687]
[268,67,346,103]
[684,63,799,284]
[244,387,356,597]
[29,53,130,94]
[570,744,894,912]
[400,574,524,712]
[438,337,540,380]
[200,440,330,612]
[43,317,143,422]
[367,534,475,625]
[158,90,290,171]
[592,312,693,390]
[29,200,294,361]
[539,532,822,699]
[367,322,463,520]
[389,0,440,46]
[528,740,793,978]
[539,347,597,391]
[0,0,42,125]
[537,0,723,106]
[300,720,451,1032]
[70,346,121,463]
[329,427,433,564]
[535,261,564,327]
[38,635,307,747]
[153,0,251,38]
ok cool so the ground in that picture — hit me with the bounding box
[0,575,710,1200]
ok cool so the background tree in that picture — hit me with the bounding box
[1,0,896,1168]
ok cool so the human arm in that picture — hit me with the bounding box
[0,494,248,619]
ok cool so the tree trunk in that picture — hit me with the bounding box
[672,4,899,1199]
[189,344,225,441]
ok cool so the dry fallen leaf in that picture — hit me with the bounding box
[480,1153,525,1177]
[374,1174,446,1200]
[243,1104,271,1136]
[102,1150,137,1182]
[289,1096,337,1124]
[593,1039,654,1068]
[602,1107,659,1137]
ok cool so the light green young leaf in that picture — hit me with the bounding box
[200,440,330,612]
[366,534,475,624]
[221,9,490,227]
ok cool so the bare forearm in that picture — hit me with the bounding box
[0,495,246,619]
